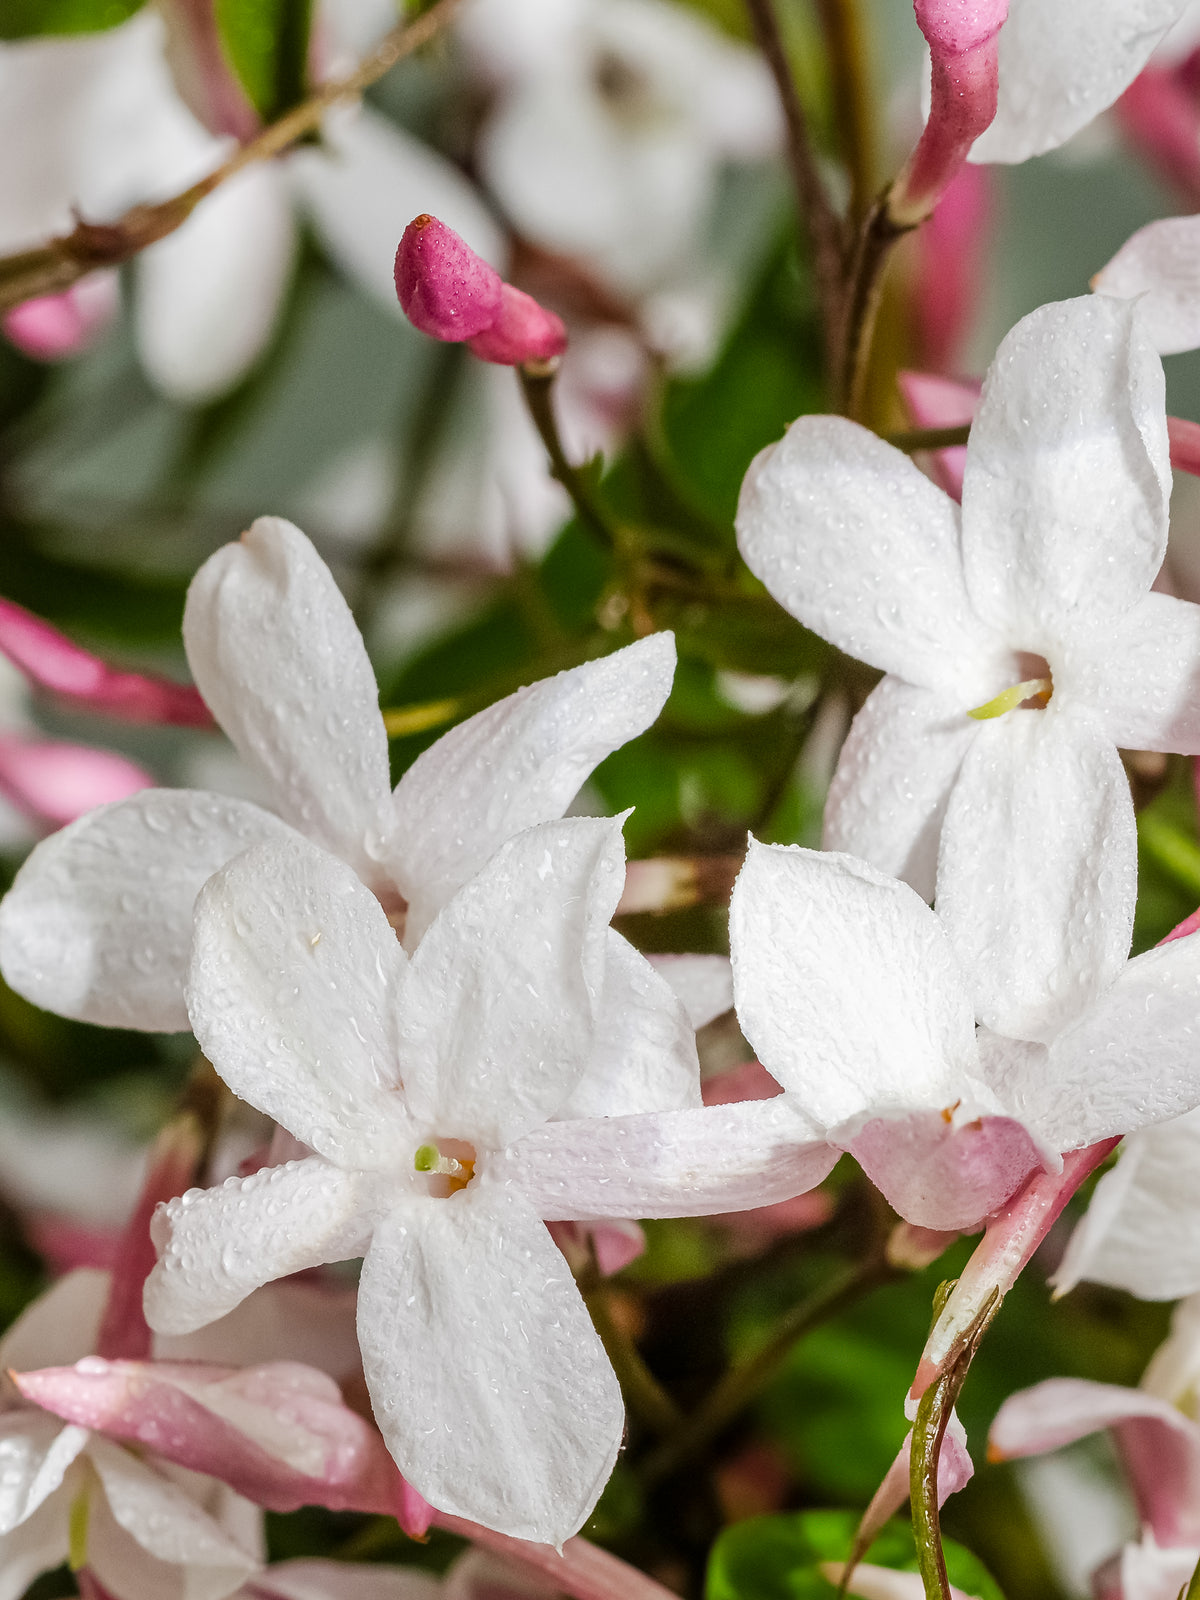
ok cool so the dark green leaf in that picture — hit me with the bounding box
[214,0,314,121]
[0,0,146,40]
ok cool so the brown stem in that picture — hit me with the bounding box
[582,1279,683,1439]
[0,0,460,312]
[813,0,876,223]
[886,424,972,453]
[518,364,617,551]
[743,0,844,382]
[837,197,912,418]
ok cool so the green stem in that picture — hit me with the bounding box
[518,365,618,552]
[583,1282,683,1438]
[641,1258,893,1484]
[814,0,877,224]
[838,198,912,419]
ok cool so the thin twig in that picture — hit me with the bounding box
[813,0,876,224]
[886,423,971,453]
[744,0,844,381]
[582,1279,683,1439]
[0,0,460,312]
[837,197,912,418]
[518,364,618,551]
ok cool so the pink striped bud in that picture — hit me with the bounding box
[396,215,567,366]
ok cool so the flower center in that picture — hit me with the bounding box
[967,654,1053,721]
[413,1137,477,1197]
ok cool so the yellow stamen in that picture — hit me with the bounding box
[967,677,1052,720]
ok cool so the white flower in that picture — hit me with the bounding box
[736,294,1200,1042]
[143,823,834,1544]
[0,1270,263,1600]
[0,9,501,401]
[0,517,679,1058]
[729,841,1200,1231]
[1094,213,1200,355]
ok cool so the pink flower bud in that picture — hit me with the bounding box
[912,164,992,372]
[3,274,118,362]
[468,283,567,366]
[395,214,504,341]
[1117,52,1200,207]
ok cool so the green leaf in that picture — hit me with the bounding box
[707,1511,1002,1600]
[0,0,146,39]
[214,0,314,121]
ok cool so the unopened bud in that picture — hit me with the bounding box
[395,214,566,366]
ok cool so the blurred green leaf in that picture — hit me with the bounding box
[0,0,146,39]
[1135,761,1200,952]
[215,0,313,120]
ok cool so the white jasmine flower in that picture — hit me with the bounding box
[736,295,1200,1042]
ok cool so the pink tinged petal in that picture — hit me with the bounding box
[735,417,993,697]
[468,284,568,366]
[187,835,410,1166]
[85,1437,261,1596]
[823,678,978,903]
[0,1414,88,1533]
[183,518,392,873]
[890,3,1007,224]
[15,1359,412,1521]
[397,817,626,1149]
[1055,1109,1200,1301]
[848,1110,1044,1231]
[357,1189,624,1545]
[504,1098,838,1220]
[162,0,260,140]
[558,931,702,1119]
[935,704,1137,1042]
[0,597,210,726]
[960,296,1170,642]
[1062,590,1200,754]
[846,1410,974,1588]
[3,274,117,361]
[442,1548,562,1600]
[0,1268,109,1373]
[970,0,1190,164]
[249,1561,443,1600]
[158,1279,362,1383]
[990,1378,1200,1546]
[143,1157,371,1336]
[1116,63,1200,207]
[896,371,981,501]
[0,787,293,1031]
[645,953,733,1029]
[1094,215,1200,356]
[388,634,675,943]
[0,737,152,828]
[1113,1539,1200,1600]
[912,167,992,375]
[729,841,983,1128]
[135,163,297,404]
[429,1513,685,1600]
[0,1486,70,1600]
[394,214,504,341]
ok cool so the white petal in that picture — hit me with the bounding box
[356,1189,623,1545]
[388,635,675,943]
[823,677,978,902]
[0,1415,87,1535]
[183,518,392,874]
[0,788,292,1031]
[970,0,1188,164]
[256,1561,443,1600]
[187,834,410,1166]
[0,1478,70,1600]
[293,104,506,313]
[645,952,733,1029]
[730,841,981,1128]
[398,818,625,1149]
[960,297,1170,643]
[504,1097,838,1218]
[144,1157,371,1336]
[136,163,297,403]
[0,1268,108,1372]
[87,1437,260,1593]
[1056,1114,1200,1300]
[936,704,1136,1042]
[1094,216,1200,356]
[559,931,702,1118]
[1064,591,1200,753]
[735,417,992,696]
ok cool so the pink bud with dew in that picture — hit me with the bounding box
[889,0,1009,227]
[396,215,567,366]
[3,274,118,362]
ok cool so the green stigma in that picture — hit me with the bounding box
[967,677,1052,721]
[414,1143,439,1173]
[68,1488,91,1572]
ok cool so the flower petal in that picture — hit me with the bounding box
[935,703,1136,1042]
[0,788,292,1031]
[356,1189,624,1545]
[735,416,991,696]
[255,1561,444,1600]
[1094,215,1200,356]
[558,931,701,1118]
[0,1481,69,1600]
[183,518,392,874]
[144,1157,371,1336]
[729,841,981,1128]
[0,1414,88,1534]
[387,635,675,943]
[1055,1111,1200,1300]
[645,953,733,1028]
[960,297,1170,642]
[970,0,1188,164]
[823,677,978,902]
[135,162,297,403]
[503,1098,838,1219]
[0,1267,109,1373]
[187,835,409,1166]
[1063,591,1200,754]
[398,818,626,1149]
